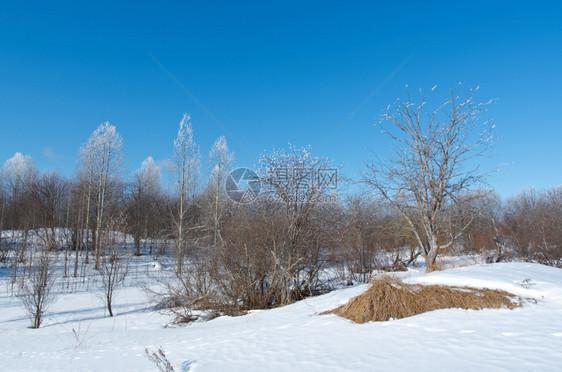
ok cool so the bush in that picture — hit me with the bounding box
[19,251,57,328]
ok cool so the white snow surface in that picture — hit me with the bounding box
[1,262,561,371]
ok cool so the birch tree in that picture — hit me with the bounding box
[76,143,96,266]
[206,136,233,247]
[2,152,38,200]
[79,122,123,270]
[171,114,200,274]
[129,156,162,255]
[363,85,494,271]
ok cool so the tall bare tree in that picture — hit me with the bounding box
[76,142,96,266]
[205,136,233,248]
[171,114,200,274]
[129,156,162,256]
[79,122,124,270]
[259,145,338,298]
[29,171,68,251]
[363,85,494,271]
[3,153,39,280]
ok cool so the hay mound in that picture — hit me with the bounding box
[324,276,521,323]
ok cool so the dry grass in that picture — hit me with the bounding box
[324,276,521,323]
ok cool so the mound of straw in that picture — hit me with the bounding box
[324,276,521,323]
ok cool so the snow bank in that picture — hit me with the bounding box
[0,262,560,371]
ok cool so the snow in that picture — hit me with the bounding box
[1,262,561,371]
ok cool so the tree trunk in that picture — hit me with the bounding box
[134,236,141,256]
[425,244,439,271]
[107,294,114,317]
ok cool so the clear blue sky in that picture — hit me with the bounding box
[1,1,561,198]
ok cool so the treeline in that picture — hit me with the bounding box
[1,87,561,314]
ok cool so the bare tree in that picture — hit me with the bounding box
[503,186,562,267]
[540,186,562,266]
[29,171,68,251]
[363,85,494,271]
[2,152,39,231]
[0,168,6,247]
[99,251,128,317]
[3,153,39,284]
[340,194,383,281]
[153,145,340,313]
[79,122,124,270]
[258,145,338,299]
[129,156,162,256]
[75,144,97,266]
[66,179,85,277]
[19,251,57,328]
[2,152,38,200]
[214,200,297,309]
[171,114,201,274]
[447,190,503,258]
[98,213,128,317]
[205,136,233,248]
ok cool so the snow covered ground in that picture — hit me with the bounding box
[0,262,561,371]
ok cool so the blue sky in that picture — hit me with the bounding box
[1,1,561,198]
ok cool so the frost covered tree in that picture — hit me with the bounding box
[363,85,494,271]
[78,122,124,270]
[259,145,337,299]
[171,114,201,274]
[206,136,233,247]
[129,156,162,255]
[2,153,38,257]
[259,145,336,251]
[136,157,161,196]
[2,152,38,198]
